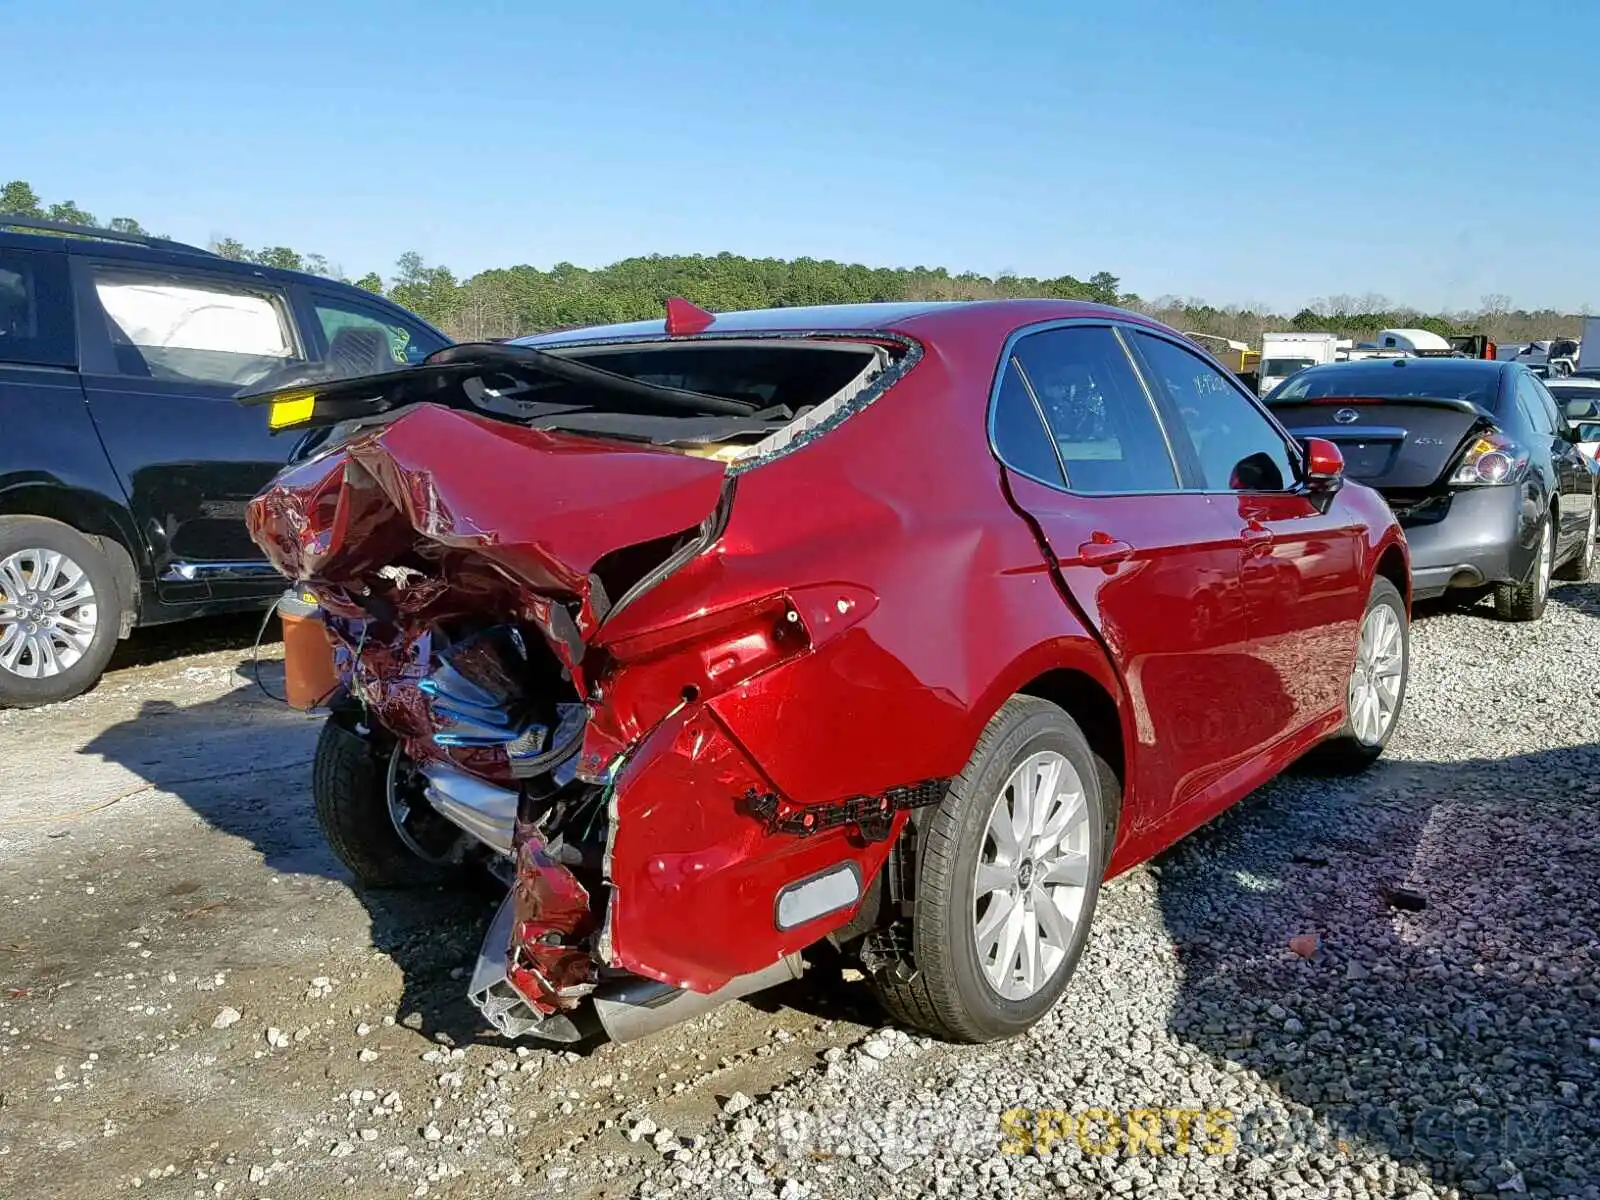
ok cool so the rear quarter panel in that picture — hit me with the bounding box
[594,335,1121,806]
[593,333,1127,990]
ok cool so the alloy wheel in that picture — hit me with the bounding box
[1348,603,1405,746]
[971,750,1093,1001]
[0,548,99,679]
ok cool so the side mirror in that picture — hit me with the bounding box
[1299,437,1344,511]
[1302,437,1345,487]
[1574,422,1600,444]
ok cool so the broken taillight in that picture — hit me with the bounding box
[594,596,812,740]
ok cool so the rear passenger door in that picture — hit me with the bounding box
[990,322,1256,832]
[1519,372,1590,551]
[1127,329,1365,749]
[72,258,304,599]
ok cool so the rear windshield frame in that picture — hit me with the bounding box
[527,330,923,472]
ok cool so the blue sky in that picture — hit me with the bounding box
[6,0,1592,312]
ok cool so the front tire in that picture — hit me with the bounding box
[1308,576,1408,774]
[870,697,1104,1043]
[1495,517,1555,620]
[0,517,122,708]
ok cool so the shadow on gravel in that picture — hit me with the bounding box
[78,668,510,1048]
[106,610,280,672]
[1550,587,1600,621]
[1155,743,1600,1198]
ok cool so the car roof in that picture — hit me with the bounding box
[2,224,324,291]
[515,298,1161,347]
[0,225,446,338]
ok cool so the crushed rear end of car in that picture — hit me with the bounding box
[243,327,947,1043]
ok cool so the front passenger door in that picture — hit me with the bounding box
[990,323,1255,834]
[1522,373,1590,550]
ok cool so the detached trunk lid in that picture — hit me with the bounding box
[1267,395,1495,490]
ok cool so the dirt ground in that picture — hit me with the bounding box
[0,617,874,1200]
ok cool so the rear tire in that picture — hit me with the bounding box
[0,517,122,709]
[312,719,461,888]
[1554,503,1597,582]
[870,697,1104,1043]
[1306,577,1408,774]
[1494,517,1555,621]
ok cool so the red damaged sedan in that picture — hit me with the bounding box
[243,298,1410,1045]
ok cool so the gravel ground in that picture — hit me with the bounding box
[1,587,1597,1200]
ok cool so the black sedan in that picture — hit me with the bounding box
[1266,358,1596,621]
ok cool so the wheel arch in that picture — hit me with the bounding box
[1014,667,1127,870]
[964,636,1130,871]
[1375,541,1409,613]
[0,482,145,630]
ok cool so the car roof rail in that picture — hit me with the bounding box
[0,215,217,256]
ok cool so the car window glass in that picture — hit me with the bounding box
[1133,332,1295,492]
[1009,326,1177,494]
[1529,377,1564,433]
[1515,374,1555,435]
[90,264,297,387]
[1549,385,1600,421]
[313,294,444,378]
[990,356,1066,485]
[0,248,74,368]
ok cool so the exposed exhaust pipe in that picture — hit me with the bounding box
[420,762,518,856]
[592,955,804,1044]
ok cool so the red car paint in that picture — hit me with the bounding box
[247,299,1409,1000]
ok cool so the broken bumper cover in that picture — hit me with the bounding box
[601,700,944,992]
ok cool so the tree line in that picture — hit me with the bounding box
[3,179,1581,347]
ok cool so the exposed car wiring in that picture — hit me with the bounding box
[250,600,287,704]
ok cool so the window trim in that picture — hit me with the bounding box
[983,318,1187,498]
[1122,325,1310,497]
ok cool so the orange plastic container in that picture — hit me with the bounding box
[277,590,339,710]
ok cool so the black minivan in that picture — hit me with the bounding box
[0,217,450,706]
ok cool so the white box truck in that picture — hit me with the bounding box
[1258,332,1340,395]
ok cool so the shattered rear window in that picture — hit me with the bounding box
[503,338,903,463]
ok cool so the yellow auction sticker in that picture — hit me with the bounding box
[268,392,316,430]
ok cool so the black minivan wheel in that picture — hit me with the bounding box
[0,517,122,708]
[871,696,1105,1043]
